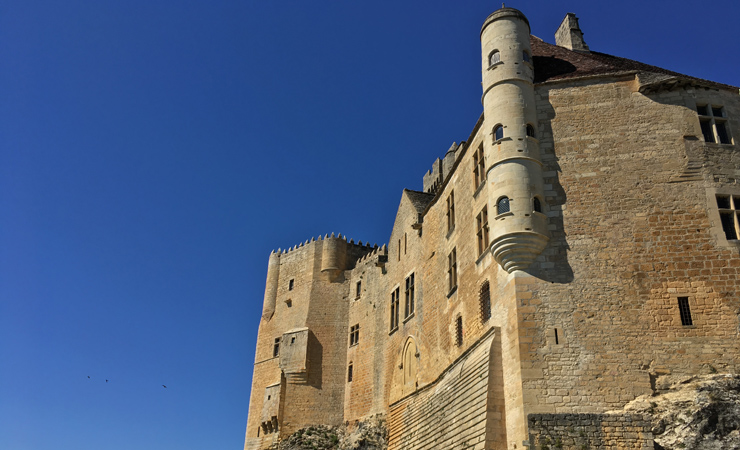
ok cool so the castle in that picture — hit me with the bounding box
[244,7,740,450]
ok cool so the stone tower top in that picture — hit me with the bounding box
[555,13,589,52]
[481,6,530,36]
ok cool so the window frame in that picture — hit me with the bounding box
[476,206,490,257]
[473,145,486,191]
[697,104,732,144]
[446,191,456,234]
[390,287,400,332]
[404,273,415,319]
[716,194,740,240]
[349,324,360,347]
[447,248,458,294]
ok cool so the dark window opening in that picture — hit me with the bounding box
[455,316,463,347]
[356,281,362,299]
[448,248,457,292]
[717,195,740,240]
[678,297,693,326]
[390,287,400,331]
[405,273,415,318]
[697,104,732,144]
[477,207,489,256]
[554,328,559,345]
[533,197,542,213]
[523,50,531,63]
[288,279,294,291]
[273,338,280,358]
[290,336,295,344]
[497,197,510,215]
[446,191,456,232]
[493,125,504,141]
[480,281,491,322]
[473,145,486,190]
[526,124,536,138]
[349,324,360,346]
[700,119,715,143]
[347,363,353,382]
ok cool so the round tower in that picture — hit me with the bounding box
[320,234,347,282]
[262,250,281,320]
[481,7,549,273]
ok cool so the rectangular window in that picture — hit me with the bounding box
[347,363,353,382]
[716,195,740,240]
[288,279,294,291]
[448,248,457,293]
[273,338,280,358]
[697,104,732,144]
[477,206,490,256]
[404,273,415,318]
[390,287,400,331]
[446,191,456,233]
[678,297,693,326]
[349,324,360,346]
[473,145,486,190]
[356,281,362,299]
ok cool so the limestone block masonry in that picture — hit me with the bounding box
[244,7,740,450]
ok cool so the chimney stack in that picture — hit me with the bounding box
[555,13,589,52]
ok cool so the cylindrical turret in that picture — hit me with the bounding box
[320,234,347,282]
[262,250,281,320]
[481,8,549,273]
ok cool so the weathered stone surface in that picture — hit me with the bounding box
[621,375,740,450]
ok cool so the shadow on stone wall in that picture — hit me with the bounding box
[525,89,574,284]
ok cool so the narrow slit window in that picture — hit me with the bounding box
[455,316,463,347]
[678,297,693,326]
[473,145,486,190]
[448,248,457,292]
[405,273,415,318]
[347,362,353,382]
[479,281,491,322]
[390,287,400,331]
[533,197,542,213]
[554,328,559,345]
[288,279,294,291]
[273,338,280,358]
[477,206,489,256]
[356,281,362,299]
[446,191,456,232]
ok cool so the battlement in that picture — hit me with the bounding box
[422,142,461,194]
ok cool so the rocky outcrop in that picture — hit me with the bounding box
[268,416,387,450]
[621,374,740,450]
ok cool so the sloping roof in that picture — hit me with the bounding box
[530,36,738,91]
[403,189,435,214]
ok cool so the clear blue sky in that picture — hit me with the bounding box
[1,1,737,449]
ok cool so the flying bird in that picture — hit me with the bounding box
[106,379,109,383]
[87,376,90,379]
[162,385,167,388]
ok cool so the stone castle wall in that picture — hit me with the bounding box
[245,9,740,449]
